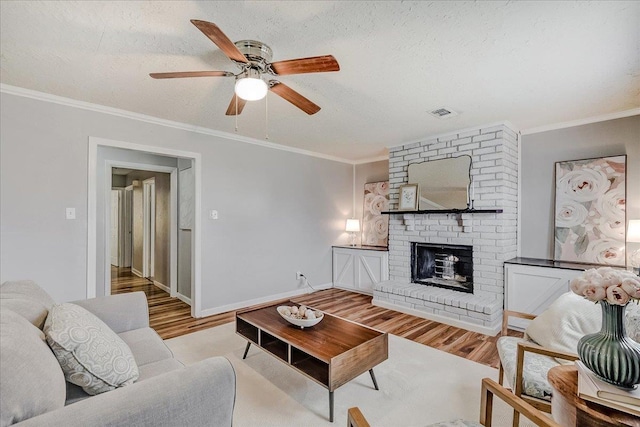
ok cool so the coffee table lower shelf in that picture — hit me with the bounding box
[236,307,388,422]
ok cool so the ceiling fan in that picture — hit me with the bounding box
[150,20,340,116]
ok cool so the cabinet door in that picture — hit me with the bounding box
[505,264,581,329]
[356,252,387,294]
[333,250,356,289]
[332,249,389,295]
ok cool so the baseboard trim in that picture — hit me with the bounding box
[372,298,501,336]
[131,268,143,278]
[153,280,170,293]
[199,283,333,318]
[333,285,372,296]
[176,292,192,306]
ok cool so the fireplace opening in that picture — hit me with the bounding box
[411,242,473,293]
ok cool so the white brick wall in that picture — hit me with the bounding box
[375,124,519,334]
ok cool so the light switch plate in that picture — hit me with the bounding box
[66,208,76,220]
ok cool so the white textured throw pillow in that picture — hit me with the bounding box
[44,303,139,395]
[525,292,601,358]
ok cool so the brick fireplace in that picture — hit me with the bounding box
[373,123,518,335]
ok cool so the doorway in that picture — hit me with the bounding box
[109,168,174,298]
[88,137,202,317]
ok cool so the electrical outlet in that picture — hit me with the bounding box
[296,271,303,280]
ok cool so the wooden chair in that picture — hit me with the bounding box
[346,377,560,427]
[497,310,579,427]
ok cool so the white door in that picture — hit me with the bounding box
[143,178,156,279]
[110,190,120,266]
[123,187,133,268]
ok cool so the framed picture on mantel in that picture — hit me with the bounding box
[398,184,419,211]
[554,155,626,267]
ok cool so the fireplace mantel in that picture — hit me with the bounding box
[382,208,503,215]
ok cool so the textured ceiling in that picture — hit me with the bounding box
[1,1,638,160]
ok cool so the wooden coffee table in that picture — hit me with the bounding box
[236,302,388,422]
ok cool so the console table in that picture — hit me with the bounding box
[548,365,639,426]
[504,257,604,329]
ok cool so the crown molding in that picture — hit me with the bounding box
[520,108,640,135]
[352,154,389,165]
[0,83,359,165]
[385,120,520,150]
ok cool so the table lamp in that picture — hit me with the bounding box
[345,219,360,247]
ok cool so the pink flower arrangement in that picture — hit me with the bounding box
[570,267,640,305]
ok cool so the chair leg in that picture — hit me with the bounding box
[512,410,520,427]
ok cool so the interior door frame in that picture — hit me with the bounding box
[142,177,156,279]
[88,136,203,318]
[110,189,121,266]
[122,185,133,268]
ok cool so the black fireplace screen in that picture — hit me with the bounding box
[411,242,473,293]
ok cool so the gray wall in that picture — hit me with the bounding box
[520,115,640,262]
[111,175,126,188]
[0,93,353,310]
[354,160,389,237]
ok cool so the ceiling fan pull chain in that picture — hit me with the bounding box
[265,92,269,140]
[235,95,238,132]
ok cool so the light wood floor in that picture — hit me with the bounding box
[111,267,520,368]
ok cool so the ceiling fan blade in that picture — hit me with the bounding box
[269,81,320,115]
[149,71,233,79]
[225,94,247,116]
[269,55,339,76]
[190,20,248,64]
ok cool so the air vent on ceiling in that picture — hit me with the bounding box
[429,107,458,119]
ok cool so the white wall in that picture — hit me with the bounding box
[520,115,640,261]
[0,93,353,310]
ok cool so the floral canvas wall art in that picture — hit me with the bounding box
[362,181,389,247]
[554,155,626,266]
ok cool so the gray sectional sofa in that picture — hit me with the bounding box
[0,280,236,426]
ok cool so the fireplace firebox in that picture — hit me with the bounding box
[410,242,473,293]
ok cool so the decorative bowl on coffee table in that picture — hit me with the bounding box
[277,306,324,329]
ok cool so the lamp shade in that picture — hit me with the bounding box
[345,219,360,232]
[628,220,640,243]
[235,77,268,101]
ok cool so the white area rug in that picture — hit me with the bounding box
[166,323,537,427]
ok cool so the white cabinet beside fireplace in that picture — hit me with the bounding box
[332,246,389,295]
[504,262,583,330]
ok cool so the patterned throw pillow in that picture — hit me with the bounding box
[44,303,139,395]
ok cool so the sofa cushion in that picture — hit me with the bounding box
[137,358,184,382]
[118,327,174,366]
[525,292,601,360]
[1,309,66,427]
[44,303,139,395]
[0,280,55,329]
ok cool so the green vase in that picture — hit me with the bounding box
[577,301,640,389]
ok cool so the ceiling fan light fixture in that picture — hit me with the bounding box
[235,69,268,101]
